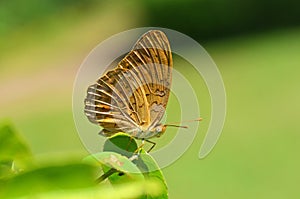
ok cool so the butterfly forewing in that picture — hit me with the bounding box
[84,30,173,139]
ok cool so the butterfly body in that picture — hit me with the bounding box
[85,30,172,140]
[99,122,166,140]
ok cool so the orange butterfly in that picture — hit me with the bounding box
[85,30,180,146]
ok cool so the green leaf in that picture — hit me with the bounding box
[102,133,147,184]
[84,151,141,174]
[103,132,138,158]
[84,151,144,184]
[90,133,168,198]
[0,123,33,178]
[135,150,169,199]
[0,163,98,198]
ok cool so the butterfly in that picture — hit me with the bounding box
[84,30,180,145]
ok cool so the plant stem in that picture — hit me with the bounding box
[96,168,117,183]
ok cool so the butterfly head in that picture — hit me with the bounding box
[152,124,167,138]
[149,122,190,138]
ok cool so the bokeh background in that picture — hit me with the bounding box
[1,0,300,198]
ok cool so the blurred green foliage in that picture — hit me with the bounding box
[0,163,98,198]
[1,0,300,41]
[0,0,97,36]
[0,123,95,198]
[142,0,300,40]
[0,123,33,172]
[0,124,168,198]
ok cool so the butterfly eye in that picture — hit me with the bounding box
[155,126,163,133]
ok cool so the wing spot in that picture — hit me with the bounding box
[154,89,165,97]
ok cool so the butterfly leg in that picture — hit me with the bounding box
[134,139,145,154]
[133,139,156,154]
[127,139,156,166]
[128,141,144,162]
[145,139,156,153]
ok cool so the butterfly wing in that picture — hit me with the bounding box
[84,30,173,138]
[122,30,173,132]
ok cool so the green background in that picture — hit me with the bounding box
[1,0,299,198]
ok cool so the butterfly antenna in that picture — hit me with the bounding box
[164,117,202,129]
[164,124,188,129]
